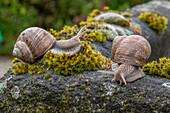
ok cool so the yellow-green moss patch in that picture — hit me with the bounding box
[11,62,46,75]
[43,42,112,75]
[138,11,168,34]
[142,57,170,79]
[44,74,51,79]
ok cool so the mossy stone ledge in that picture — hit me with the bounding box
[1,1,170,112]
[0,69,169,112]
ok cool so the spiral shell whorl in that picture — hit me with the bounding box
[13,27,56,63]
[112,35,151,67]
[13,41,35,63]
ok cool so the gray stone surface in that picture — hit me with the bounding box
[0,69,169,112]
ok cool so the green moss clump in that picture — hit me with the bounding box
[122,12,131,17]
[50,21,109,43]
[12,58,22,64]
[89,9,103,18]
[115,19,130,27]
[44,74,51,79]
[138,11,168,34]
[88,6,122,18]
[11,62,46,75]
[49,25,80,41]
[142,57,170,79]
[43,42,112,76]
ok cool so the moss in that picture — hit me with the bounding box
[44,74,51,79]
[88,6,121,18]
[49,25,79,41]
[11,62,46,75]
[122,12,131,17]
[30,78,35,84]
[138,11,168,34]
[81,84,86,88]
[142,57,170,79]
[12,57,22,64]
[115,19,130,27]
[50,22,109,43]
[43,42,112,76]
[20,88,24,92]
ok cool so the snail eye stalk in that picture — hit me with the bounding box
[120,73,127,85]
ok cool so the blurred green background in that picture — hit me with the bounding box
[0,0,168,55]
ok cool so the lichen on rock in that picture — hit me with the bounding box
[0,76,12,93]
[95,12,129,26]
[10,85,20,99]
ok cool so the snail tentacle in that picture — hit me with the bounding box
[120,73,127,85]
[71,25,88,41]
[55,26,88,49]
[76,25,88,36]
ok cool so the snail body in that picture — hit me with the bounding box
[47,25,87,56]
[98,35,151,85]
[13,26,88,63]
[112,63,145,85]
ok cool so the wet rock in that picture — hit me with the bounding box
[0,69,169,112]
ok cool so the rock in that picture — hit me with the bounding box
[126,1,170,62]
[0,69,170,112]
[0,1,170,112]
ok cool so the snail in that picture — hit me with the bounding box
[13,26,88,63]
[98,35,151,85]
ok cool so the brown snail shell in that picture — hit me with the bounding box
[13,27,56,63]
[112,35,151,66]
[98,35,151,85]
[13,26,88,63]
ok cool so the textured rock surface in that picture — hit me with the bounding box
[0,69,169,112]
[0,1,170,112]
